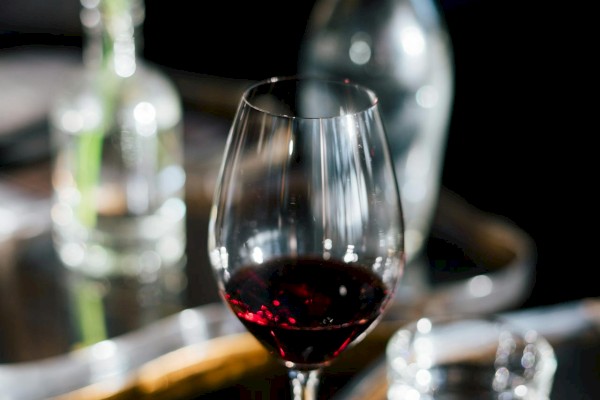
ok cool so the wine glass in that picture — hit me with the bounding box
[208,76,405,399]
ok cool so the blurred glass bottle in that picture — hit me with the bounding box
[49,0,187,283]
[300,0,454,262]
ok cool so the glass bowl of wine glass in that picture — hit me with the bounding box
[207,76,405,399]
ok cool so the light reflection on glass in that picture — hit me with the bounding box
[415,368,431,386]
[89,339,127,382]
[61,110,85,133]
[403,145,431,203]
[112,12,137,78]
[349,32,372,65]
[59,242,85,267]
[60,94,103,134]
[515,384,529,397]
[134,101,157,137]
[91,339,117,360]
[319,113,371,263]
[87,244,110,276]
[157,234,185,264]
[416,85,439,109]
[400,26,426,56]
[0,208,18,238]
[413,336,433,368]
[114,51,136,78]
[209,245,229,274]
[468,274,494,298]
[252,246,264,264]
[179,308,209,346]
[344,245,358,263]
[81,4,101,29]
[51,201,73,227]
[416,318,432,333]
[158,167,186,198]
[388,6,429,87]
[159,197,186,220]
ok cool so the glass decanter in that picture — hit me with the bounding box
[300,0,454,263]
[49,0,186,283]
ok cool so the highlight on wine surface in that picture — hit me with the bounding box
[208,76,405,398]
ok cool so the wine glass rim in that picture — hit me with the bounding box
[241,75,380,120]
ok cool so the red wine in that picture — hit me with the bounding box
[223,256,390,368]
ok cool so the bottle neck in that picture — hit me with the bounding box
[81,0,144,77]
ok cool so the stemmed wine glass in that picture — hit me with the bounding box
[208,76,405,399]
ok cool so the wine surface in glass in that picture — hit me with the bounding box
[222,256,390,368]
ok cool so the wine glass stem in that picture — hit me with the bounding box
[289,369,321,400]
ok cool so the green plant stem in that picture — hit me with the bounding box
[76,131,104,228]
[74,279,108,346]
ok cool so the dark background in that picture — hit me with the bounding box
[0,0,595,309]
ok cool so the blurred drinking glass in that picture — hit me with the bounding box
[387,315,557,400]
